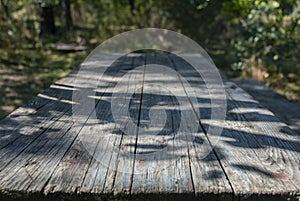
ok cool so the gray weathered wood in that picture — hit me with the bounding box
[0,53,299,200]
[220,80,300,194]
[169,53,300,196]
[131,53,195,194]
[168,53,233,195]
[232,78,300,133]
[43,54,128,194]
[78,54,145,195]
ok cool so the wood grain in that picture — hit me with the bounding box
[0,53,298,200]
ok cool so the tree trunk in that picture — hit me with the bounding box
[129,0,135,15]
[62,0,72,30]
[40,5,56,36]
[0,0,9,19]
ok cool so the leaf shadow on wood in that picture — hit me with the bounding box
[0,53,299,195]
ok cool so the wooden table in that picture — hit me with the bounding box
[0,53,299,201]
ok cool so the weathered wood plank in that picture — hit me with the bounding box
[109,54,146,194]
[0,90,73,174]
[170,53,300,196]
[0,72,82,192]
[232,78,300,133]
[131,53,194,194]
[219,80,300,194]
[0,84,73,149]
[0,111,74,192]
[167,53,233,195]
[77,54,145,195]
[42,54,128,194]
[28,60,118,193]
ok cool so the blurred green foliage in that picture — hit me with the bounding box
[220,0,300,101]
[0,0,299,118]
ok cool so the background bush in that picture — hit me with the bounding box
[0,0,299,118]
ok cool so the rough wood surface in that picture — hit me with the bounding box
[221,81,300,194]
[0,53,299,200]
[131,53,195,194]
[232,78,300,133]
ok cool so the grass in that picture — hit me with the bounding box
[0,48,87,119]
